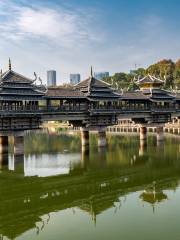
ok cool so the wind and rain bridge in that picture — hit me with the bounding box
[0,61,179,155]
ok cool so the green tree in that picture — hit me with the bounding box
[174,59,180,89]
[147,59,175,89]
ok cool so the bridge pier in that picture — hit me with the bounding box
[156,126,164,142]
[0,136,9,154]
[140,126,147,141]
[81,128,89,147]
[98,128,107,147]
[0,136,9,168]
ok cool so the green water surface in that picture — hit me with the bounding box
[0,131,180,240]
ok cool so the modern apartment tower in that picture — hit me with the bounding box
[94,72,109,80]
[70,74,81,85]
[47,70,56,86]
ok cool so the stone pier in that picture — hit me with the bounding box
[0,136,9,154]
[0,136,9,168]
[140,126,147,141]
[98,128,107,147]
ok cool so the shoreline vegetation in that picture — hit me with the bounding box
[102,59,180,91]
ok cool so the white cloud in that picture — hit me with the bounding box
[0,1,180,84]
[0,0,102,47]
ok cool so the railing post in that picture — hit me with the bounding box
[139,126,147,141]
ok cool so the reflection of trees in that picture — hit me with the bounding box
[24,131,81,155]
[0,152,180,239]
[0,132,179,239]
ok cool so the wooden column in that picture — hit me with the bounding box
[140,126,147,141]
[0,136,8,154]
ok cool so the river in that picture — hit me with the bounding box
[0,130,179,240]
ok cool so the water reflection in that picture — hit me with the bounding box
[24,153,81,177]
[0,131,179,240]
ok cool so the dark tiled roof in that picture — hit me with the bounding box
[0,88,43,95]
[0,70,47,97]
[174,93,180,100]
[46,87,85,98]
[136,75,164,85]
[1,70,34,84]
[75,76,120,99]
[75,77,111,89]
[121,91,149,100]
[143,89,175,99]
[122,89,176,101]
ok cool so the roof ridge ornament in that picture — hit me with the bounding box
[88,66,93,94]
[33,72,37,83]
[9,58,11,71]
[90,66,93,78]
[0,69,2,80]
[38,77,43,85]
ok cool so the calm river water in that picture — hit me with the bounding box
[0,130,180,240]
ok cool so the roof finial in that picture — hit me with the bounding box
[90,66,93,78]
[9,58,11,70]
[0,69,2,80]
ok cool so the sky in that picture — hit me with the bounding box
[0,0,180,84]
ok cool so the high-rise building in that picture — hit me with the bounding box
[47,70,56,86]
[70,74,81,85]
[94,72,109,80]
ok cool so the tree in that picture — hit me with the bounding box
[147,59,175,89]
[133,68,146,78]
[174,59,180,89]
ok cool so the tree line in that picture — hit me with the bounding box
[102,59,180,91]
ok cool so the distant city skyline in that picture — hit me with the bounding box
[1,0,180,84]
[47,70,56,86]
[70,73,81,85]
[94,72,109,80]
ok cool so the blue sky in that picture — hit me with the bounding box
[0,0,180,83]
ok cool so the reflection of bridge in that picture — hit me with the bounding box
[0,133,179,239]
[0,61,180,152]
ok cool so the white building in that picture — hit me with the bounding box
[94,72,109,80]
[70,74,81,85]
[47,70,56,86]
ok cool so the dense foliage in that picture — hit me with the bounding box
[102,59,180,90]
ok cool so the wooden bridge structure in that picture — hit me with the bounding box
[0,62,179,152]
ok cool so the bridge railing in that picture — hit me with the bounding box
[0,105,89,113]
[0,104,178,114]
[89,105,151,112]
[151,107,176,112]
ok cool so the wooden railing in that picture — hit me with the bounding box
[0,104,179,114]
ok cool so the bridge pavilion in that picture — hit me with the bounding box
[121,74,177,141]
[0,61,179,153]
